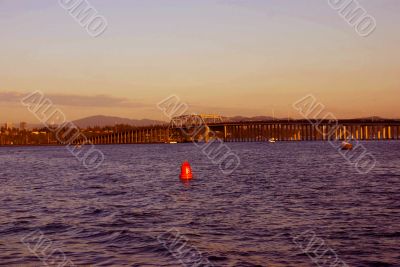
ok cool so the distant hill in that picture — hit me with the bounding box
[72,115,166,128]
[226,115,276,122]
[70,115,279,128]
[226,116,400,122]
[354,116,386,121]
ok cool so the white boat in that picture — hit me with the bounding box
[166,141,178,144]
[268,138,276,143]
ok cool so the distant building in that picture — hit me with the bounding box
[5,122,13,129]
[20,122,27,131]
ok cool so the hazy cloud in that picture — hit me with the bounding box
[0,91,148,108]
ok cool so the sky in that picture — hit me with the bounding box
[0,0,399,123]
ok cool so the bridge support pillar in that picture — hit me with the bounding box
[223,126,227,142]
[297,125,301,141]
[204,126,210,143]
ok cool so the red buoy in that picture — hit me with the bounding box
[180,161,193,180]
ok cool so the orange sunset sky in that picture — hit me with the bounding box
[0,0,399,123]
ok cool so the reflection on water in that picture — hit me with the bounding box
[180,179,191,188]
[0,142,399,266]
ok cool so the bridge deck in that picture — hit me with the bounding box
[73,120,400,145]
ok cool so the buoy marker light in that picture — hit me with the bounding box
[180,161,193,180]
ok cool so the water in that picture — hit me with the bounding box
[0,142,399,266]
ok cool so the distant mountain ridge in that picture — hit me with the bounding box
[226,115,275,121]
[72,115,166,128]
[70,115,397,128]
[5,115,397,129]
[72,115,279,127]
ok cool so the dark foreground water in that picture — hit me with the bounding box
[0,142,399,267]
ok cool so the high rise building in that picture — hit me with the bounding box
[20,122,27,131]
[5,122,13,129]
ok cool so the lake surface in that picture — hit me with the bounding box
[0,142,399,266]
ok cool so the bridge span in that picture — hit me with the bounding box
[74,115,400,145]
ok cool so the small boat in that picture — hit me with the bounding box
[341,141,353,150]
[166,141,178,144]
[268,138,276,143]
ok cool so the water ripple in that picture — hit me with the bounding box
[0,142,399,266]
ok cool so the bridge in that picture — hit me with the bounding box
[73,114,400,145]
